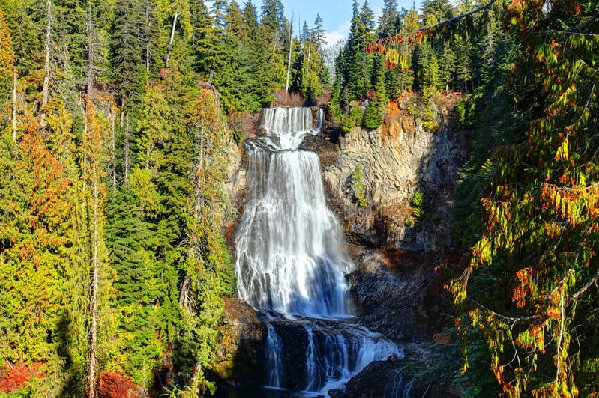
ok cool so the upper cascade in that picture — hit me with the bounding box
[260,107,324,151]
[236,106,351,318]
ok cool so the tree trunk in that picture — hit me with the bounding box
[12,69,17,144]
[124,113,130,183]
[42,0,51,108]
[88,167,99,398]
[83,108,98,398]
[145,1,151,72]
[86,3,95,96]
[111,109,116,189]
[165,9,179,68]
[41,0,52,128]
[285,22,293,96]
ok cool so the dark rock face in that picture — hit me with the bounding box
[344,359,406,398]
[343,357,461,398]
[349,249,453,345]
[216,298,266,389]
[269,321,309,391]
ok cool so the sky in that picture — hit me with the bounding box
[249,0,420,45]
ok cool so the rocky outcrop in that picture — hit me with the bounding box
[323,93,471,252]
[348,248,452,344]
[343,356,461,398]
[343,359,408,398]
[212,298,266,391]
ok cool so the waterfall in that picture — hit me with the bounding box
[383,369,414,398]
[265,324,283,388]
[235,107,402,395]
[236,107,350,318]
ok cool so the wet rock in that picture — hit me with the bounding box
[269,321,309,391]
[344,356,460,398]
[344,360,406,398]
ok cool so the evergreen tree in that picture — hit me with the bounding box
[241,0,259,42]
[212,0,228,30]
[111,0,148,105]
[378,0,400,38]
[191,0,223,82]
[421,0,454,26]
[344,0,377,101]
[225,0,245,40]
[260,0,284,50]
[363,55,387,129]
[313,13,326,50]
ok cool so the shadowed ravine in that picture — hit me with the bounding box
[235,107,404,397]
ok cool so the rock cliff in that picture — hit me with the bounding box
[323,93,471,252]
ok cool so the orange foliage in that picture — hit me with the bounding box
[387,100,401,117]
[0,363,44,393]
[98,371,142,398]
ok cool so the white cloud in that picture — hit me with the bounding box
[324,20,351,47]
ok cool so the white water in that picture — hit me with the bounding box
[265,323,283,388]
[235,107,402,395]
[236,107,350,318]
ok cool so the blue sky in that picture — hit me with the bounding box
[249,0,420,45]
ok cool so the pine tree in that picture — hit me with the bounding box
[313,13,326,51]
[260,0,284,50]
[191,0,223,82]
[212,0,228,30]
[363,55,387,130]
[378,0,400,38]
[111,0,148,105]
[344,0,377,101]
[225,0,245,41]
[241,1,259,42]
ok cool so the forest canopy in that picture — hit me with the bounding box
[0,0,597,397]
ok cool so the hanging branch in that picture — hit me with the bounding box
[366,0,503,56]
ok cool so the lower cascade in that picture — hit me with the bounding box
[235,107,403,396]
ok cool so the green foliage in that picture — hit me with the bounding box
[2,0,598,396]
[111,0,150,104]
[341,104,364,134]
[411,190,424,207]
[450,1,599,397]
[362,100,383,130]
[453,96,475,129]
[352,166,368,207]
[411,190,425,218]
[0,0,238,393]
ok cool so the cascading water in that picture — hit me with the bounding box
[235,107,403,396]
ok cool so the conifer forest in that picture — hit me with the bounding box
[0,0,597,397]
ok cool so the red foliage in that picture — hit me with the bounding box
[98,371,143,398]
[0,362,44,393]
